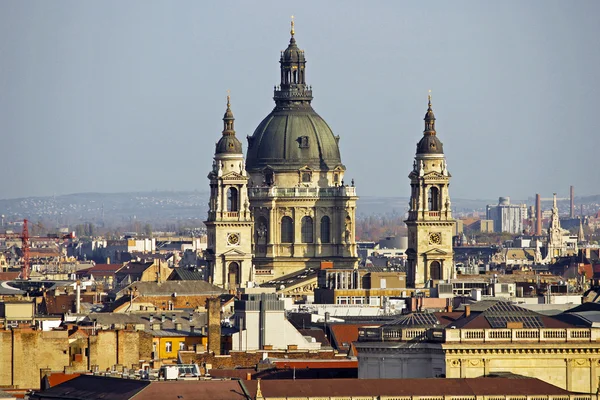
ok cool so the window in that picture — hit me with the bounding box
[301,171,311,183]
[227,187,239,212]
[264,169,274,186]
[298,136,309,149]
[320,216,331,243]
[281,216,294,243]
[428,187,440,211]
[165,341,172,353]
[179,342,186,351]
[301,216,313,243]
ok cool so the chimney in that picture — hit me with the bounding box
[535,194,542,236]
[75,281,81,314]
[149,314,154,323]
[190,325,195,333]
[246,372,252,380]
[161,314,166,323]
[465,305,471,318]
[206,297,221,355]
[570,186,575,218]
[446,298,453,313]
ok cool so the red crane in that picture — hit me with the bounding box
[21,219,30,280]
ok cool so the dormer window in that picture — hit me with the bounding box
[298,136,309,149]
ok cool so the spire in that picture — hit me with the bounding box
[553,193,557,210]
[274,17,312,107]
[424,90,436,135]
[290,15,295,38]
[223,91,235,136]
[578,218,585,242]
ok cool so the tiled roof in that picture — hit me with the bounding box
[242,377,570,397]
[260,267,318,288]
[168,268,205,281]
[33,375,150,400]
[452,301,574,329]
[125,281,224,296]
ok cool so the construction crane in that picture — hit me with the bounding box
[21,219,30,280]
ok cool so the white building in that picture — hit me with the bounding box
[486,197,527,234]
[230,293,321,351]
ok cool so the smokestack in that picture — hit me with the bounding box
[465,305,471,318]
[76,281,81,314]
[570,186,575,218]
[535,194,542,236]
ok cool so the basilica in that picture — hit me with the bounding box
[204,21,455,290]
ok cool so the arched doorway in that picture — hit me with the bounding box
[228,262,240,289]
[430,261,441,281]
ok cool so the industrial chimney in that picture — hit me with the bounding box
[570,186,575,218]
[535,194,542,236]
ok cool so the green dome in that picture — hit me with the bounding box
[246,106,343,171]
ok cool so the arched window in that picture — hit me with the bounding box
[430,261,441,281]
[228,262,240,288]
[227,187,239,212]
[321,216,331,243]
[281,216,294,243]
[301,216,314,243]
[428,187,440,211]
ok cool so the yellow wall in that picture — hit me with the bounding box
[156,336,203,359]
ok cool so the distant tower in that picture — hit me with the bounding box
[546,193,564,259]
[570,185,575,218]
[204,95,254,289]
[405,93,455,288]
[578,218,585,243]
[535,194,542,236]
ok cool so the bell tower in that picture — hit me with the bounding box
[405,93,455,288]
[205,95,254,289]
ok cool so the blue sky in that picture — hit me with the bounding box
[0,1,598,200]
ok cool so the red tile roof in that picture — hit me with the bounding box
[0,272,20,280]
[243,377,570,397]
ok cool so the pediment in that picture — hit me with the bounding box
[423,247,449,256]
[221,248,249,257]
[423,171,446,179]
[221,171,246,180]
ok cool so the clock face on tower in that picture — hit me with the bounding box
[227,233,240,246]
[429,232,442,245]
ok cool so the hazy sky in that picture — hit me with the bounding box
[1,1,598,201]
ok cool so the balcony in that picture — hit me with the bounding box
[357,327,597,343]
[248,186,357,199]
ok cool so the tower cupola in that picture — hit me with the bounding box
[215,95,242,155]
[274,16,313,107]
[416,92,444,155]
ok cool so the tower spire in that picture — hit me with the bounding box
[223,91,235,135]
[291,15,295,37]
[424,90,436,134]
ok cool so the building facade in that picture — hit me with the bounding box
[205,97,254,289]
[244,22,358,281]
[486,197,527,234]
[405,96,455,288]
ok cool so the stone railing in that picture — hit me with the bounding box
[444,328,595,343]
[357,327,599,344]
[248,186,356,199]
